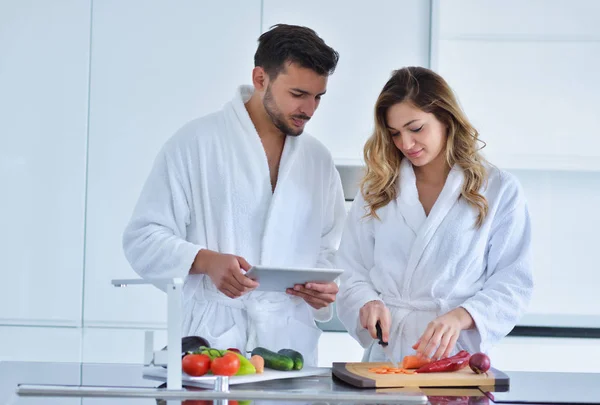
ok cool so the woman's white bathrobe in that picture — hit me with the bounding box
[123,85,346,366]
[336,158,533,363]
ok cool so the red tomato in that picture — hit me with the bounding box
[211,352,240,376]
[182,354,211,376]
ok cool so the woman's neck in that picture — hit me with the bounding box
[413,153,451,186]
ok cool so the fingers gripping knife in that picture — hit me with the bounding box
[376,321,400,369]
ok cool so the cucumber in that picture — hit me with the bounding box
[250,347,294,371]
[278,349,304,370]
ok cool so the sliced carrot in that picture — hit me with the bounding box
[402,355,431,369]
[368,366,417,375]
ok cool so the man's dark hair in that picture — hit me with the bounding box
[254,24,339,79]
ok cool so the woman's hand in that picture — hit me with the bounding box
[413,307,474,360]
[359,300,392,342]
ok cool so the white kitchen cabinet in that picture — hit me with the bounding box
[437,0,600,39]
[318,332,364,367]
[437,40,600,171]
[491,336,600,373]
[513,170,600,318]
[0,0,90,326]
[434,0,600,171]
[0,326,81,363]
[82,327,167,364]
[83,0,261,328]
[262,0,431,162]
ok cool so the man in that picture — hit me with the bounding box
[123,24,345,365]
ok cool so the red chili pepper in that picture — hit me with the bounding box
[451,350,470,359]
[415,351,471,373]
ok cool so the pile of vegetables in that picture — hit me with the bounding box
[180,341,304,377]
[182,348,256,377]
[369,351,492,375]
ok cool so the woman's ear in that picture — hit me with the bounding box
[445,122,454,139]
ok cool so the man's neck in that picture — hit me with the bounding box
[245,92,284,144]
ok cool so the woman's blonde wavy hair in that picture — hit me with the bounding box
[361,66,489,227]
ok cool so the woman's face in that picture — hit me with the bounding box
[386,102,447,168]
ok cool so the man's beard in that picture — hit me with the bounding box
[263,85,310,137]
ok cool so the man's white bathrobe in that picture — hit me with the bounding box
[336,158,533,363]
[123,85,346,366]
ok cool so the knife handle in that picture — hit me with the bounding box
[375,321,388,347]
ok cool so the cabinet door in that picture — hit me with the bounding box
[491,336,600,373]
[84,0,261,328]
[262,0,432,161]
[0,326,81,362]
[435,0,600,171]
[513,170,600,319]
[318,332,363,367]
[82,327,167,364]
[0,0,90,326]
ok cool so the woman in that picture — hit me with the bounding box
[336,66,533,363]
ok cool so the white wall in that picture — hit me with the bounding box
[2,0,600,372]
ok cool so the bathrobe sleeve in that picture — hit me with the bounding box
[122,136,204,280]
[316,164,346,269]
[313,164,348,322]
[460,179,534,352]
[335,192,383,347]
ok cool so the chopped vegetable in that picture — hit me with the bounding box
[368,367,416,374]
[401,355,431,369]
[415,350,471,373]
[250,355,265,373]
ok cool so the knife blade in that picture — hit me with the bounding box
[375,321,400,368]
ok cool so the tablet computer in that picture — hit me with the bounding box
[245,265,344,293]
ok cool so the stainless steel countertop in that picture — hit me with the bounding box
[4,361,600,405]
[3,361,427,405]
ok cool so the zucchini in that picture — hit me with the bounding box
[250,347,294,371]
[278,349,304,370]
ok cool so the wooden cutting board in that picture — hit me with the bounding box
[332,362,509,389]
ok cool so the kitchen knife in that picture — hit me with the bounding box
[376,321,399,368]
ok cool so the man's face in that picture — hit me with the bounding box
[262,63,328,136]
